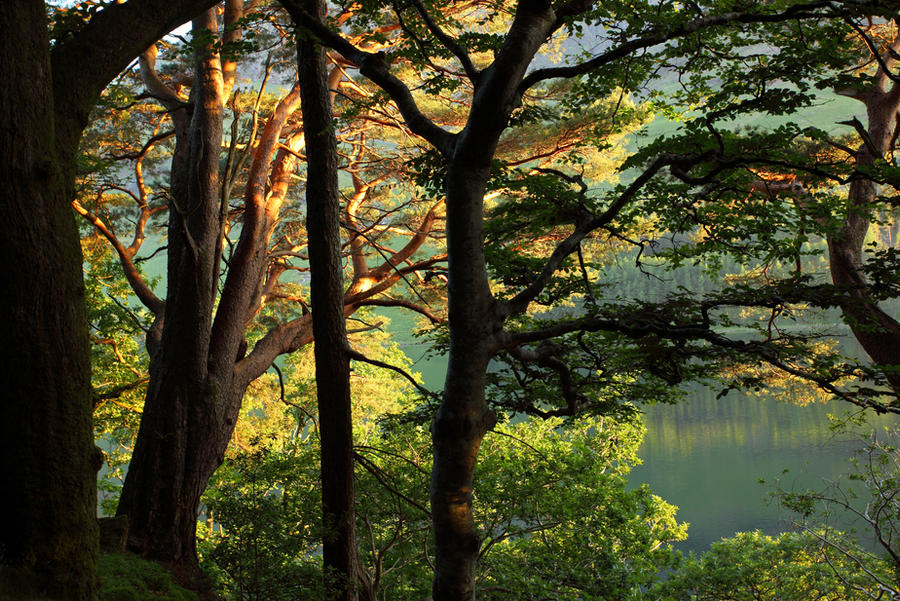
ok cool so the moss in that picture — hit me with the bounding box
[97,553,199,601]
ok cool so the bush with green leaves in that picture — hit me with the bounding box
[652,530,873,601]
[772,427,900,600]
[199,441,324,601]
[200,410,686,601]
[658,426,900,601]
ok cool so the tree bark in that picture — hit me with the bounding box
[430,156,500,601]
[110,7,442,569]
[116,10,233,577]
[826,39,900,393]
[296,1,360,597]
[0,0,224,597]
[0,3,96,599]
[428,5,559,598]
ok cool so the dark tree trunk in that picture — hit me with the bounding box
[0,3,97,599]
[296,2,359,598]
[428,7,557,598]
[117,10,232,577]
[430,156,500,601]
[0,0,227,596]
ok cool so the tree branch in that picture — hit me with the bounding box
[73,200,164,314]
[518,1,845,94]
[501,154,682,316]
[405,0,480,82]
[279,0,457,155]
[355,297,443,324]
[347,348,441,401]
[353,450,432,516]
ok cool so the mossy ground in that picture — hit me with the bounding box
[97,553,200,601]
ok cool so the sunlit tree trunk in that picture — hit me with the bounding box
[428,5,558,597]
[117,10,230,577]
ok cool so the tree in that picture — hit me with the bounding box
[278,1,895,598]
[808,22,900,395]
[654,530,875,601]
[71,1,445,573]
[199,372,685,601]
[624,13,900,405]
[773,427,900,599]
[766,22,900,396]
[0,1,221,598]
[79,1,633,577]
[296,0,363,596]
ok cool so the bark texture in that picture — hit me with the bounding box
[297,1,360,597]
[0,3,96,598]
[116,10,233,574]
[108,1,443,570]
[429,5,560,598]
[827,47,900,392]
[0,0,223,597]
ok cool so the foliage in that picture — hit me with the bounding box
[653,530,873,601]
[82,237,153,516]
[474,417,686,601]
[200,401,686,601]
[199,442,324,601]
[96,553,199,601]
[771,427,900,599]
[659,427,900,601]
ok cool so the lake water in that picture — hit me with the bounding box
[630,387,896,553]
[395,326,897,555]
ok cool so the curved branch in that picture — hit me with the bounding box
[138,45,186,110]
[843,15,900,89]
[236,313,315,386]
[518,1,843,94]
[73,200,164,314]
[51,0,223,153]
[355,297,443,324]
[348,348,441,401]
[406,0,479,82]
[279,0,456,155]
[501,154,679,316]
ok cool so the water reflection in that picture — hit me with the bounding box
[630,386,897,553]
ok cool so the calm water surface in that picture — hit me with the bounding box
[631,388,897,553]
[392,313,897,554]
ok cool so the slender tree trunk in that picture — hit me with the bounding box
[430,153,500,601]
[297,2,359,598]
[0,3,98,599]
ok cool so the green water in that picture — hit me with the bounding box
[385,312,896,554]
[630,387,895,553]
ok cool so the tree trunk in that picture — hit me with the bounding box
[827,76,900,393]
[0,3,97,599]
[117,10,231,577]
[430,150,501,601]
[297,2,359,598]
